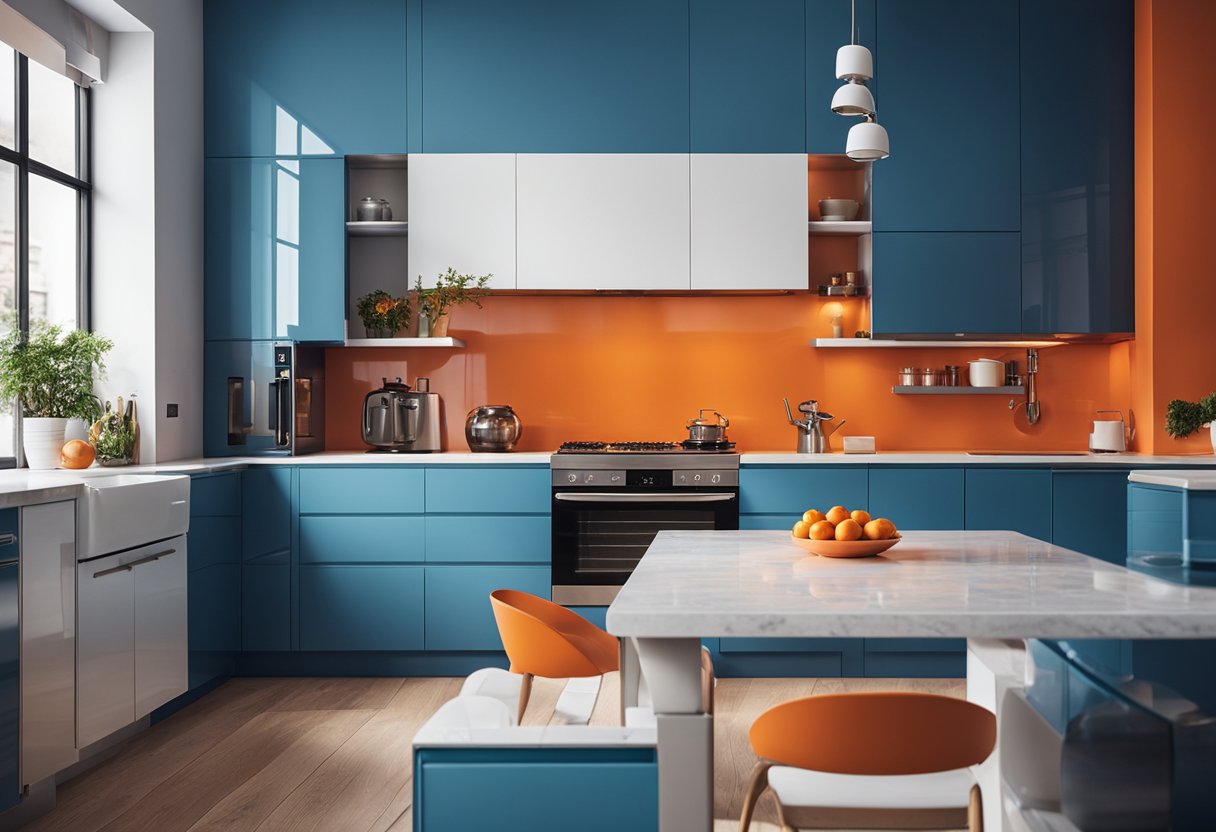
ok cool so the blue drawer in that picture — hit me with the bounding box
[188,517,241,571]
[0,509,16,563]
[299,565,424,651]
[720,637,854,654]
[1128,483,1184,513]
[425,516,550,563]
[298,468,424,515]
[868,467,964,530]
[189,472,241,517]
[189,563,241,653]
[739,467,868,515]
[424,565,550,651]
[299,516,425,564]
[243,563,290,651]
[425,468,550,514]
[965,469,1053,541]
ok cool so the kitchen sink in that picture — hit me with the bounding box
[77,474,190,558]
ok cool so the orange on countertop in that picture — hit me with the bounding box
[792,520,812,539]
[60,439,95,470]
[834,518,864,541]
[864,518,898,540]
[825,505,851,525]
[809,520,837,541]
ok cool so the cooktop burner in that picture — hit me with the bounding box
[556,440,736,454]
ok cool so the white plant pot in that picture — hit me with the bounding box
[1211,422,1216,455]
[23,417,68,470]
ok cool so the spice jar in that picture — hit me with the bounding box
[944,365,961,387]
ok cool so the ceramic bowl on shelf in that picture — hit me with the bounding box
[791,533,902,558]
[818,198,860,222]
[968,359,1005,387]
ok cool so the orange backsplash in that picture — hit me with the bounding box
[324,295,1129,453]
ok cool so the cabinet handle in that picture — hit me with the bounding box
[0,533,16,547]
[93,563,132,579]
[92,548,176,578]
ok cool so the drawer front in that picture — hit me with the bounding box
[299,515,425,564]
[188,517,241,571]
[0,508,16,562]
[299,566,424,651]
[1128,483,1184,513]
[868,468,964,530]
[719,637,855,654]
[965,469,1053,541]
[298,468,424,515]
[425,468,550,514]
[243,467,292,561]
[425,516,550,563]
[740,515,798,531]
[190,472,241,517]
[424,566,549,651]
[739,467,868,515]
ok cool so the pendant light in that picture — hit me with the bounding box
[846,116,890,161]
[832,0,888,160]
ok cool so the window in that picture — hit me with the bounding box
[0,44,91,464]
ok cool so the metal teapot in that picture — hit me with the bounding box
[783,398,846,454]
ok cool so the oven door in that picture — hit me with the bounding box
[551,490,739,605]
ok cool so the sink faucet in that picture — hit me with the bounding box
[1009,348,1041,425]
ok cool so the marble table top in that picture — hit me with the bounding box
[606,530,1216,640]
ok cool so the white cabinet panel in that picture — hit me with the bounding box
[690,154,808,290]
[134,541,187,718]
[517,154,691,290]
[77,552,134,747]
[408,154,517,289]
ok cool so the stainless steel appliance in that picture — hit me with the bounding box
[361,377,443,453]
[465,405,522,452]
[684,409,730,446]
[783,399,846,454]
[551,442,739,605]
[211,341,325,456]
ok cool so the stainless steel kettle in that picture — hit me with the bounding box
[784,398,846,454]
[362,378,422,451]
[465,405,522,452]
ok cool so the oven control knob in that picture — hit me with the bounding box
[711,473,721,484]
[675,473,687,485]
[611,474,622,483]
[567,474,578,483]
[584,473,595,484]
[693,474,702,482]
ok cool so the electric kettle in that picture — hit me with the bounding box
[362,378,422,452]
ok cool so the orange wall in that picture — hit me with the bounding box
[325,296,1127,453]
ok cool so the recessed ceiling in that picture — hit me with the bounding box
[63,0,149,33]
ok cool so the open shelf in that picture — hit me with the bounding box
[893,385,1026,396]
[344,337,467,348]
[347,221,408,237]
[811,338,1065,348]
[808,220,871,236]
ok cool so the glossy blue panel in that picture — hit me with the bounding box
[720,637,855,654]
[0,509,15,564]
[739,467,868,515]
[242,467,292,562]
[190,472,241,517]
[1052,471,1130,564]
[807,0,876,154]
[298,468,425,515]
[864,638,966,680]
[874,0,1019,232]
[740,515,800,531]
[1021,0,1134,335]
[0,562,17,811]
[424,516,550,563]
[868,467,964,530]
[1184,491,1216,568]
[188,517,242,571]
[243,564,290,651]
[204,157,345,342]
[871,233,1021,335]
[690,0,805,152]
[299,516,425,564]
[189,564,241,653]
[567,606,608,630]
[299,566,424,651]
[204,0,406,157]
[424,566,549,651]
[425,468,550,514]
[420,0,689,152]
[415,749,657,832]
[965,469,1053,542]
[1128,484,1184,558]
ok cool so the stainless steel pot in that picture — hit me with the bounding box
[686,409,729,444]
[465,405,522,452]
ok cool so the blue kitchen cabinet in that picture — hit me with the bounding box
[806,0,876,154]
[868,467,964,530]
[424,566,550,651]
[739,467,868,515]
[716,638,863,678]
[690,0,805,152]
[242,467,292,565]
[862,639,966,678]
[425,516,550,563]
[204,0,406,157]
[298,468,425,515]
[243,564,291,652]
[873,0,1019,232]
[191,472,242,517]
[871,233,1021,335]
[204,157,344,342]
[1127,483,1183,560]
[188,517,241,573]
[965,469,1053,542]
[1021,0,1134,335]
[425,468,551,515]
[299,516,425,564]
[188,472,242,689]
[1053,470,1130,564]
[420,0,690,152]
[299,566,424,651]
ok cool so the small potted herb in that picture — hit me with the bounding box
[1165,393,1216,453]
[89,396,138,466]
[356,290,411,338]
[415,268,492,337]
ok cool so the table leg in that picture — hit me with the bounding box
[620,635,641,723]
[967,638,1028,832]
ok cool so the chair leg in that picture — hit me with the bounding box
[737,760,771,832]
[968,783,984,832]
[516,672,533,725]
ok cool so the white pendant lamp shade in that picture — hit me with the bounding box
[835,44,874,82]
[846,118,890,161]
[831,82,875,117]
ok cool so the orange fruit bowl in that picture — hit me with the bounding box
[790,533,902,558]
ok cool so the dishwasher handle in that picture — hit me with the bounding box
[92,547,176,579]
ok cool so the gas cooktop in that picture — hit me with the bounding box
[556,441,736,454]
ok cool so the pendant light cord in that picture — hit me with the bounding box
[851,0,857,45]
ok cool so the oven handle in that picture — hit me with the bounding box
[553,492,737,503]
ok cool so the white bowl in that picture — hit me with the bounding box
[968,359,1004,387]
[818,199,859,221]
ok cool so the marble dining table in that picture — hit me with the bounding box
[606,529,1216,832]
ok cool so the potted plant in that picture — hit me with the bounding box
[356,290,411,338]
[89,396,138,466]
[415,268,492,337]
[0,321,112,469]
[1165,393,1216,453]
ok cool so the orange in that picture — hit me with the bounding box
[792,520,812,539]
[834,518,863,541]
[809,520,836,541]
[60,439,95,470]
[864,518,897,540]
[825,505,851,525]
[802,509,827,525]
[850,509,872,526]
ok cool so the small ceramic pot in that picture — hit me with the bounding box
[23,417,68,469]
[429,313,451,338]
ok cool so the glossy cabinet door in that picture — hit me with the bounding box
[299,566,424,651]
[965,469,1053,542]
[806,0,876,154]
[739,467,868,515]
[516,154,691,290]
[134,543,188,719]
[204,157,345,342]
[424,566,549,651]
[299,468,425,515]
[425,467,550,514]
[690,155,809,290]
[204,0,406,157]
[420,0,689,152]
[690,0,805,152]
[873,0,1019,232]
[1052,471,1131,564]
[243,564,291,652]
[871,232,1021,335]
[868,468,964,530]
[408,154,517,289]
[243,467,292,565]
[76,552,135,747]
[1021,0,1134,335]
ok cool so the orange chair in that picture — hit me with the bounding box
[739,692,996,832]
[489,589,620,723]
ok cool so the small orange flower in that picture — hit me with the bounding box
[375,299,392,315]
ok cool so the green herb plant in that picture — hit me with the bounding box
[91,406,136,462]
[0,320,112,420]
[355,290,411,335]
[1165,393,1216,438]
[415,268,492,321]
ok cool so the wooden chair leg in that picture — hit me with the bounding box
[968,783,984,832]
[516,672,533,725]
[738,760,771,832]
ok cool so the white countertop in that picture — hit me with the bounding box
[1128,469,1216,490]
[740,451,1216,466]
[605,530,1216,640]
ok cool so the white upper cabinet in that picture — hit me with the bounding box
[408,154,517,289]
[690,154,808,290]
[516,154,691,290]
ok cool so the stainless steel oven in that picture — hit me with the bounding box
[550,451,739,605]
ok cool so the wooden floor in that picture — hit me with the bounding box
[24,674,964,832]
